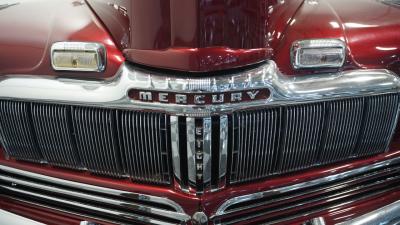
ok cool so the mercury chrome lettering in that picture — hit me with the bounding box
[128,89,271,105]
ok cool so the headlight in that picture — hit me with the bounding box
[291,39,346,69]
[51,42,106,72]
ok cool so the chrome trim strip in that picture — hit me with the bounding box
[187,117,196,184]
[213,156,400,217]
[0,61,399,116]
[219,115,228,180]
[0,174,189,222]
[338,200,400,225]
[170,116,181,181]
[0,165,188,218]
[1,186,175,225]
[203,117,212,185]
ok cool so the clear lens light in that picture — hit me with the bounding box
[292,39,346,69]
[51,42,106,72]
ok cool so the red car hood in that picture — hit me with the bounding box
[0,0,398,75]
[0,0,123,78]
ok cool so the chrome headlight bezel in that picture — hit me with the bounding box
[51,42,107,72]
[291,39,346,69]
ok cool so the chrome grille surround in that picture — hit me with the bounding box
[0,165,190,225]
[0,61,400,194]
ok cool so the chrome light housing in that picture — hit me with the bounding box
[291,39,346,69]
[51,42,106,72]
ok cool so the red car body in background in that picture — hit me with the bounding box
[0,0,400,225]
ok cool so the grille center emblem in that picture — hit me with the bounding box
[128,88,271,105]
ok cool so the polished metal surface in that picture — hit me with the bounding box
[170,116,181,183]
[192,212,209,225]
[308,217,327,225]
[0,102,171,184]
[0,61,399,116]
[0,210,44,225]
[51,42,107,72]
[291,39,346,69]
[219,115,228,182]
[1,61,400,194]
[213,156,400,224]
[230,94,399,183]
[0,165,190,225]
[202,118,212,185]
[0,2,19,10]
[0,101,43,163]
[187,117,196,184]
[338,200,400,225]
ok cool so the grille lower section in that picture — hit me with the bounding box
[0,165,190,225]
[213,157,400,225]
[230,94,400,183]
[0,101,171,185]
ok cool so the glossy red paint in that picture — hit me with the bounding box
[0,0,124,78]
[86,0,276,72]
[123,47,272,72]
[272,0,400,75]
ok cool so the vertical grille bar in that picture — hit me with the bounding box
[319,98,364,163]
[279,103,324,173]
[230,94,399,184]
[119,111,170,184]
[0,101,42,162]
[72,107,123,177]
[230,108,281,183]
[31,104,80,169]
[355,94,400,155]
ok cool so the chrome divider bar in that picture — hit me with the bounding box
[219,115,228,185]
[203,117,212,187]
[0,174,188,222]
[213,156,400,217]
[186,117,196,184]
[0,62,399,115]
[170,116,181,182]
[0,165,189,218]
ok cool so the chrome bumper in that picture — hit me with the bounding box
[0,210,45,225]
[307,200,400,225]
[339,200,400,225]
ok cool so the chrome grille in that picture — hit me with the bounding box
[230,94,400,183]
[118,111,170,184]
[72,107,123,177]
[214,157,400,225]
[31,104,80,169]
[0,101,171,185]
[0,165,190,225]
[0,101,42,162]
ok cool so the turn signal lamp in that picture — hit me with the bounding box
[291,39,346,69]
[51,42,106,72]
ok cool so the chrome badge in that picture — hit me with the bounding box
[128,89,271,105]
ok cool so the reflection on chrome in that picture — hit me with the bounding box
[0,61,399,116]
